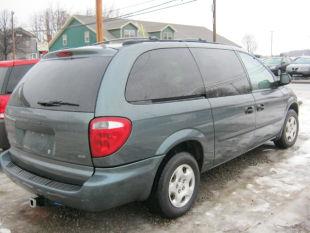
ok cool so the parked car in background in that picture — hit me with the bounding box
[0,41,299,218]
[286,56,310,78]
[262,56,292,76]
[0,59,39,149]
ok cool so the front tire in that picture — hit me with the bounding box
[274,110,299,148]
[151,152,200,218]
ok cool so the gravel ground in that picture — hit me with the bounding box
[0,84,309,233]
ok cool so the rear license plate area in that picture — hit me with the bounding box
[22,130,55,156]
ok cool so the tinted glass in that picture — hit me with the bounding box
[0,67,9,92]
[126,48,204,102]
[284,57,292,63]
[263,57,282,66]
[6,64,34,93]
[293,57,310,64]
[191,48,250,98]
[239,52,275,90]
[9,56,112,112]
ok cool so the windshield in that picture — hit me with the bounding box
[293,57,310,64]
[9,56,113,112]
[263,57,282,66]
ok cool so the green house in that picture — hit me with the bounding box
[49,15,237,51]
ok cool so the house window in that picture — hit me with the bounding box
[62,34,67,46]
[84,31,90,43]
[31,53,38,59]
[162,31,174,40]
[123,29,136,38]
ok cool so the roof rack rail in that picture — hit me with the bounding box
[122,36,160,45]
[93,37,223,46]
[92,37,153,46]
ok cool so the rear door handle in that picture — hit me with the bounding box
[257,104,265,112]
[245,106,254,114]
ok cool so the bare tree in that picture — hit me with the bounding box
[242,34,258,54]
[0,10,24,60]
[85,8,95,16]
[51,6,69,36]
[103,5,120,18]
[31,5,69,43]
[0,10,11,60]
[31,14,44,42]
[85,4,119,18]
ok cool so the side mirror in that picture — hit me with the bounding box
[279,72,291,85]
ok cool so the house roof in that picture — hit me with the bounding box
[15,27,36,38]
[0,27,35,38]
[49,15,238,47]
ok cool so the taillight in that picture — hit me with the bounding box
[0,95,10,119]
[89,117,132,157]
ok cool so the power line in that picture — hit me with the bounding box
[105,0,161,14]
[28,0,197,33]
[113,0,197,21]
[67,0,186,29]
[24,0,173,32]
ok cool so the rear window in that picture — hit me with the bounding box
[9,56,112,112]
[6,64,34,93]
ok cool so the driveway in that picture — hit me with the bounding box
[0,84,309,233]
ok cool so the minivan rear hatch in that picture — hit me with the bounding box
[5,47,117,172]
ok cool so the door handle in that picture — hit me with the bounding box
[245,106,254,114]
[257,104,265,112]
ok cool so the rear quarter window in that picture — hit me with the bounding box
[126,48,204,103]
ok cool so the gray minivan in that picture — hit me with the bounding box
[0,40,299,218]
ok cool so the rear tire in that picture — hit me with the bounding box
[150,152,200,218]
[274,110,299,149]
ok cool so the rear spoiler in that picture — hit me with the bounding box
[43,46,117,60]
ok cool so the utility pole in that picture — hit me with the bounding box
[96,0,104,42]
[270,30,274,57]
[11,11,16,60]
[212,0,216,42]
[45,11,52,42]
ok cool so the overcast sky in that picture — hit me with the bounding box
[1,0,309,55]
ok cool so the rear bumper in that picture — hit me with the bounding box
[0,150,163,211]
[0,120,10,150]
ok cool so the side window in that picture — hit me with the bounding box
[126,48,204,102]
[6,65,34,93]
[239,53,275,90]
[191,48,250,98]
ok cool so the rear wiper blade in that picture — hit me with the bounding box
[37,100,80,107]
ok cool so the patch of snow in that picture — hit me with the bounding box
[251,202,270,212]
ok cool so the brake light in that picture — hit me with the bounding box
[0,95,10,119]
[89,117,132,157]
[56,51,73,57]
